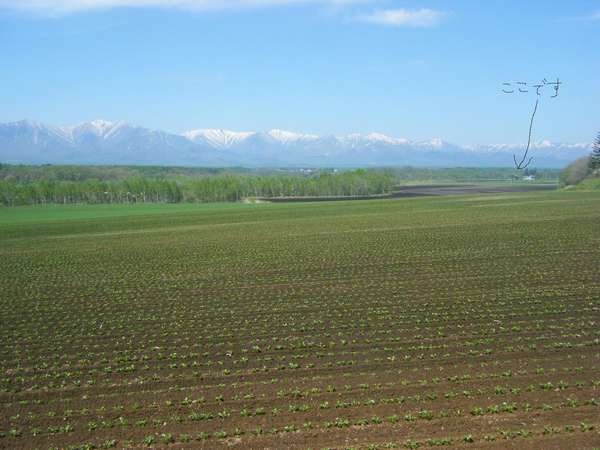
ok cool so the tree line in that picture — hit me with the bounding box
[560,132,600,187]
[0,169,396,206]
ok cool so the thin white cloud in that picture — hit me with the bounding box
[565,10,600,22]
[589,11,600,20]
[357,8,444,27]
[0,0,364,14]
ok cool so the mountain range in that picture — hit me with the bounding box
[0,119,591,168]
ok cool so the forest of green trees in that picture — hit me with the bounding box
[0,167,395,206]
[0,164,560,207]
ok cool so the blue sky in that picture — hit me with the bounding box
[0,0,598,144]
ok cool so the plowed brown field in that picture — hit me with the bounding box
[1,191,599,449]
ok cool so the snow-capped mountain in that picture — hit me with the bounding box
[0,119,592,168]
[0,120,227,166]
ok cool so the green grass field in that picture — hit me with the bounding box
[0,202,254,225]
[1,190,600,449]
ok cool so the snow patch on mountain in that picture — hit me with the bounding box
[58,119,134,142]
[266,129,319,144]
[341,133,410,146]
[184,129,256,148]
